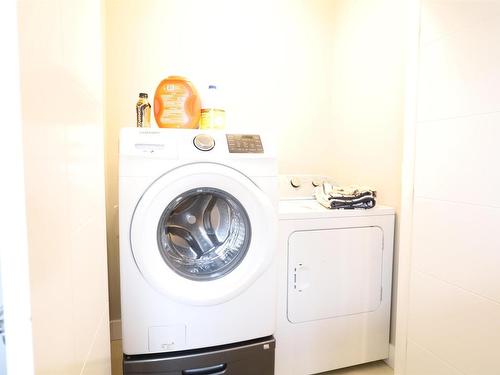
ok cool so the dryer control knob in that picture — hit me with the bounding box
[290,177,301,188]
[193,134,215,151]
[311,179,321,187]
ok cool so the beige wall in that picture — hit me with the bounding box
[18,0,111,373]
[105,0,404,345]
[400,0,500,373]
[326,0,405,347]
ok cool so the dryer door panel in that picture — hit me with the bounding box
[287,226,383,323]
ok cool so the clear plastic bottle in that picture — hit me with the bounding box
[136,93,151,128]
[200,85,226,130]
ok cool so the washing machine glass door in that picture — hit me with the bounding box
[130,163,276,306]
[157,187,251,281]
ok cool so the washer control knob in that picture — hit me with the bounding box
[311,179,321,187]
[290,177,301,188]
[193,134,215,151]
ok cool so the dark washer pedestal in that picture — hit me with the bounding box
[123,336,275,375]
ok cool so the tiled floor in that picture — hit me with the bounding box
[111,340,393,375]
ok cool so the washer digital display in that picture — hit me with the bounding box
[226,134,264,153]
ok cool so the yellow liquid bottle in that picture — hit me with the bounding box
[200,85,226,130]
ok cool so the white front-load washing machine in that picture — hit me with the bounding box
[119,128,278,374]
[275,175,395,375]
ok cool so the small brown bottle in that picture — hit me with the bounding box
[136,93,151,127]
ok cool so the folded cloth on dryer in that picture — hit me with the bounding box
[314,182,376,209]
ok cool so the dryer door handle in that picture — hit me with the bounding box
[293,263,310,292]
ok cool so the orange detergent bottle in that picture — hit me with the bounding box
[154,76,201,128]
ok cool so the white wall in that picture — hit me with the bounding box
[0,2,34,373]
[105,0,405,345]
[399,0,500,373]
[18,0,111,373]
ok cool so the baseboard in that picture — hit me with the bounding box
[110,319,122,341]
[384,343,395,369]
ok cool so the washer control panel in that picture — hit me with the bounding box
[226,134,264,153]
[193,134,215,151]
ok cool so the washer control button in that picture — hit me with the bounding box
[193,134,215,151]
[290,177,301,188]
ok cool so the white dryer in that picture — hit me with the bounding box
[119,128,277,374]
[275,175,395,375]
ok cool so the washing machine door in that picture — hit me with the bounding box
[130,162,276,305]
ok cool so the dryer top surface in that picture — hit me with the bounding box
[279,199,395,220]
[278,174,394,219]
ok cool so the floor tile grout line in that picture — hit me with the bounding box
[414,269,500,307]
[414,195,500,210]
[406,339,467,375]
[417,108,500,126]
